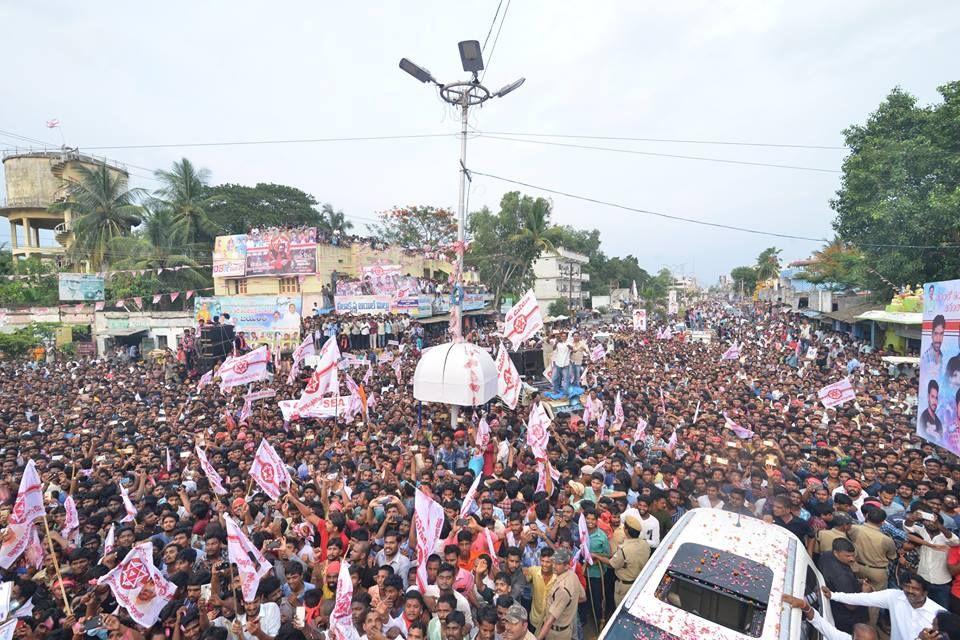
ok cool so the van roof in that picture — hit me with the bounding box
[624,508,798,640]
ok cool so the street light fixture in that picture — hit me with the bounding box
[401,40,524,427]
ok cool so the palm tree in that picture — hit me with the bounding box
[106,203,210,288]
[154,158,216,245]
[755,246,783,282]
[51,162,145,270]
[320,203,354,236]
[509,199,563,281]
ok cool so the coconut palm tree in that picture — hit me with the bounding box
[51,162,145,270]
[319,203,354,236]
[154,158,217,245]
[509,198,563,281]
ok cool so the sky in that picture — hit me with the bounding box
[1,1,958,284]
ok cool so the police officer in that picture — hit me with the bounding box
[608,514,652,606]
[536,548,585,640]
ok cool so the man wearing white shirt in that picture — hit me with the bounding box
[781,593,875,640]
[821,575,943,640]
[904,511,959,607]
[217,596,282,640]
[550,333,571,396]
[621,497,660,549]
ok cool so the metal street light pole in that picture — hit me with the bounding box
[399,41,524,341]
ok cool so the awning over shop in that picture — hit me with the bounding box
[822,303,883,324]
[882,355,920,365]
[855,310,923,325]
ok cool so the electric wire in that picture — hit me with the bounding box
[478,130,845,151]
[469,170,960,249]
[481,1,504,55]
[478,134,842,174]
[480,0,511,83]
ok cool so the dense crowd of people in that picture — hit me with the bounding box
[4,301,960,640]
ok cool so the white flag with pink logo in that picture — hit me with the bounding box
[414,489,445,591]
[597,410,608,441]
[0,459,44,567]
[590,343,606,362]
[287,335,317,384]
[613,391,624,426]
[225,515,273,603]
[502,290,544,351]
[329,559,360,640]
[459,473,483,519]
[526,402,551,459]
[577,513,593,566]
[250,439,291,501]
[633,417,647,441]
[219,346,270,391]
[296,339,340,415]
[818,378,856,409]
[97,541,177,627]
[495,344,522,410]
[63,495,80,542]
[476,416,491,450]
[196,446,228,495]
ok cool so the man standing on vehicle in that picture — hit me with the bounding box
[537,548,584,640]
[607,514,651,606]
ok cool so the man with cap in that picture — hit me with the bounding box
[815,512,853,560]
[849,507,898,594]
[833,479,868,522]
[502,603,537,640]
[607,514,651,606]
[536,548,584,640]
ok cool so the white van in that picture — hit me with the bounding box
[599,508,833,640]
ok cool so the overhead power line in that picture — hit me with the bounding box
[79,133,461,151]
[478,130,845,151]
[478,134,843,174]
[469,170,960,249]
[480,0,511,83]
[481,1,504,55]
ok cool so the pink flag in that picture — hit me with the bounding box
[225,515,273,602]
[169,291,180,303]
[165,448,172,473]
[724,413,755,439]
[152,294,162,305]
[597,410,608,441]
[46,118,60,128]
[459,473,483,519]
[448,305,462,341]
[536,461,547,493]
[115,299,126,308]
[133,297,143,310]
[590,343,606,362]
[95,301,105,311]
[238,399,252,425]
[721,343,741,361]
[502,289,544,350]
[582,400,592,426]
[219,346,270,391]
[614,391,624,426]
[476,416,491,450]
[526,402,551,459]
[24,526,43,570]
[118,482,137,522]
[362,363,372,386]
[818,378,856,409]
[667,429,678,452]
[633,417,648,441]
[414,489,445,591]
[483,528,499,568]
[186,290,194,300]
[580,366,589,387]
[97,541,177,627]
[0,460,45,569]
[578,513,593,565]
[195,446,228,495]
[391,358,402,385]
[343,374,363,423]
[250,439,291,500]
[495,344,521,409]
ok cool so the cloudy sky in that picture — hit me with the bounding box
[2,1,958,283]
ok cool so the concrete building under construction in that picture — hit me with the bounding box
[1,149,128,260]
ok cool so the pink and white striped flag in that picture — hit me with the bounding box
[818,378,856,409]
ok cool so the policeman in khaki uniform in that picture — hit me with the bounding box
[609,514,652,605]
[536,548,585,640]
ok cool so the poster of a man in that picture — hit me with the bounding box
[918,281,960,454]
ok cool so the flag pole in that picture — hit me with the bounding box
[41,513,74,617]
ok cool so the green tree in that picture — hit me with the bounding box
[320,203,354,236]
[730,266,759,295]
[154,158,216,246]
[371,205,457,249]
[508,194,563,281]
[796,237,866,290]
[755,247,783,282]
[50,162,144,270]
[0,255,58,306]
[832,82,960,289]
[205,183,326,233]
[547,298,570,317]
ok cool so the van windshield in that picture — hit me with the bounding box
[654,542,773,638]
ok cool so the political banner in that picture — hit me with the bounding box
[414,489,445,591]
[58,273,105,301]
[245,226,317,276]
[918,279,960,453]
[632,309,647,332]
[194,295,302,351]
[212,234,247,277]
[495,344,522,409]
[359,264,419,296]
[334,295,393,315]
[278,396,348,421]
